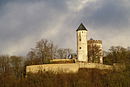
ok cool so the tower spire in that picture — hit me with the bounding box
[76,23,88,31]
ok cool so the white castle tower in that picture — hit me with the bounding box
[76,23,88,62]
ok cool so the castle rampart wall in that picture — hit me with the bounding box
[26,63,79,73]
[88,40,102,44]
[26,63,113,74]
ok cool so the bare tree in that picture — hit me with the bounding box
[88,44,102,63]
[0,55,10,74]
[106,46,128,64]
[57,48,73,59]
[26,39,75,64]
[27,39,58,64]
[57,48,67,58]
[10,56,23,78]
[26,49,40,65]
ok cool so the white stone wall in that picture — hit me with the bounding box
[96,43,103,63]
[26,63,113,74]
[26,63,79,73]
[77,30,88,62]
[99,44,103,64]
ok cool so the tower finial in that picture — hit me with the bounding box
[90,38,93,40]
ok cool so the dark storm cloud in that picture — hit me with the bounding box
[0,0,130,55]
[79,0,130,50]
[0,0,69,55]
[81,0,130,29]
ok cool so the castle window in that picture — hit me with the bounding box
[79,47,81,49]
[79,39,81,41]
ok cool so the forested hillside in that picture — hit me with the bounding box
[0,39,130,87]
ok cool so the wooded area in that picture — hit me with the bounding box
[0,39,130,87]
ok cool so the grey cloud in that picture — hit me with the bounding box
[0,0,69,55]
[0,0,130,55]
[82,0,130,29]
[72,0,130,50]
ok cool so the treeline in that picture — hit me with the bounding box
[0,39,75,77]
[0,39,130,87]
[104,46,130,67]
[26,39,74,65]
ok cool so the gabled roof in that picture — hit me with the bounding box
[76,23,88,31]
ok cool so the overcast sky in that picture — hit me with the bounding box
[0,0,130,56]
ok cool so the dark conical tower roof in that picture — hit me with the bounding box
[76,23,88,31]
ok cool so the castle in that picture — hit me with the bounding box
[26,23,112,74]
[77,23,103,63]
